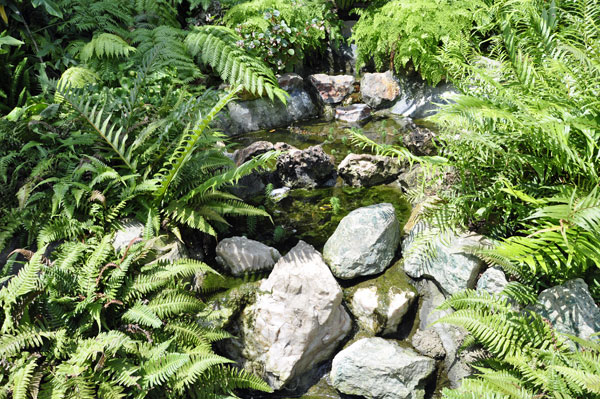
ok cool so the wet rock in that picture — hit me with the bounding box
[346,264,417,335]
[529,278,600,340]
[335,104,371,123]
[476,267,508,295]
[338,153,402,187]
[233,141,275,166]
[361,71,401,109]
[309,74,355,104]
[390,77,458,119]
[276,145,337,189]
[402,126,436,156]
[323,203,400,279]
[215,236,281,276]
[402,224,484,296]
[231,241,352,390]
[330,337,435,399]
[411,329,446,359]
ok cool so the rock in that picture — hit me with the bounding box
[402,126,436,156]
[199,280,261,330]
[276,145,337,189]
[278,73,304,91]
[215,236,281,276]
[233,141,275,166]
[390,77,458,119]
[330,337,435,399]
[415,279,473,388]
[308,74,355,104]
[232,241,352,390]
[219,76,317,135]
[360,71,401,109]
[113,220,187,261]
[529,278,600,340]
[402,225,484,296]
[228,172,266,200]
[412,329,446,359]
[346,264,417,335]
[323,203,400,279]
[476,267,508,295]
[334,104,371,123]
[338,153,402,187]
[269,187,290,202]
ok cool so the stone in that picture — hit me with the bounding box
[411,329,446,359]
[402,224,484,296]
[113,220,187,262]
[233,141,275,166]
[529,278,600,340]
[346,264,417,335]
[330,337,435,399]
[231,241,352,390]
[360,71,401,109]
[323,203,400,279]
[215,236,281,276]
[415,279,473,388]
[402,126,437,156]
[276,145,337,189]
[390,77,458,119]
[338,153,402,187]
[476,267,508,295]
[218,77,317,135]
[198,280,261,330]
[308,74,355,104]
[334,104,371,123]
[278,73,304,91]
[269,187,290,202]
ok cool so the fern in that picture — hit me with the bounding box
[80,33,136,61]
[185,26,287,103]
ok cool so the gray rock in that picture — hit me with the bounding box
[269,187,290,202]
[324,203,400,279]
[402,226,484,296]
[232,241,352,390]
[276,145,337,189]
[338,153,402,187]
[278,73,304,91]
[529,278,600,340]
[390,77,458,119]
[412,329,446,359]
[402,126,436,156]
[330,338,435,399]
[215,236,281,276]
[476,267,508,295]
[335,104,371,123]
[415,279,472,388]
[308,74,355,104]
[113,220,145,253]
[233,141,275,166]
[346,264,417,335]
[360,71,401,109]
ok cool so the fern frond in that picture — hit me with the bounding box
[80,33,136,61]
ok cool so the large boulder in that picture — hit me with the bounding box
[360,71,401,109]
[402,225,484,296]
[215,236,281,276]
[276,145,337,189]
[346,263,417,335]
[335,104,371,123]
[529,278,600,340]
[338,153,402,187]
[330,337,435,399]
[218,74,317,135]
[308,74,355,104]
[324,203,400,279]
[231,241,352,390]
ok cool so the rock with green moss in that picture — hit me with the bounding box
[323,203,400,279]
[345,263,417,335]
[330,337,435,399]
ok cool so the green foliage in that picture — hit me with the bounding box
[0,238,273,398]
[225,0,341,71]
[437,285,600,399]
[351,0,488,85]
[185,26,288,103]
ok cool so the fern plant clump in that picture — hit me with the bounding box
[0,235,273,399]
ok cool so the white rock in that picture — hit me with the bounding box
[215,236,281,276]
